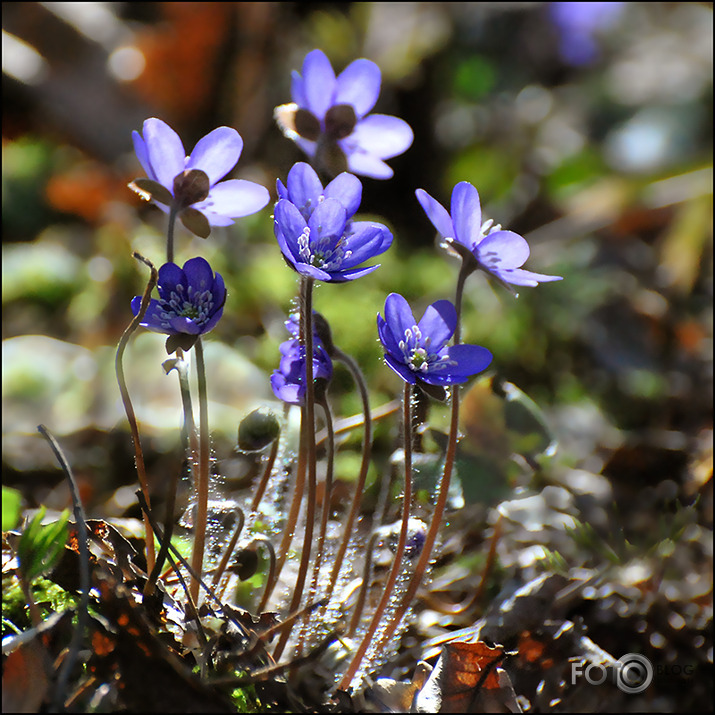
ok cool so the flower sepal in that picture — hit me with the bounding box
[417,381,448,402]
[179,207,211,239]
[166,333,200,355]
[128,178,174,206]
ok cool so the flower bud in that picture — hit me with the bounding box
[237,407,281,452]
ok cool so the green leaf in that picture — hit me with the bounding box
[17,508,70,582]
[2,486,22,531]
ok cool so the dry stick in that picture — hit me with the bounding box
[188,337,211,605]
[315,399,398,446]
[115,252,157,574]
[272,276,318,661]
[338,382,414,690]
[38,425,90,714]
[323,349,373,607]
[297,396,336,654]
[352,264,474,684]
[258,415,307,612]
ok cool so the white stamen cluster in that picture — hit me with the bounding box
[297,226,352,271]
[159,283,215,330]
[398,324,458,374]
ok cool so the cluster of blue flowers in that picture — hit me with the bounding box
[131,49,560,400]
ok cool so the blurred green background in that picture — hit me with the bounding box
[2,2,712,517]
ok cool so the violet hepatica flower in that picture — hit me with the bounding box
[274,169,392,283]
[271,337,333,405]
[275,49,413,179]
[276,161,362,223]
[377,293,492,388]
[131,256,226,353]
[416,182,562,292]
[131,117,269,238]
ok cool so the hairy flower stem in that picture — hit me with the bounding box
[250,403,288,513]
[166,205,178,264]
[348,531,380,636]
[324,348,373,606]
[272,277,318,661]
[259,416,306,612]
[338,382,413,691]
[188,337,210,605]
[115,252,157,574]
[298,396,335,654]
[356,263,474,674]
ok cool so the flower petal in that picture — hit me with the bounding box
[291,70,307,108]
[142,118,186,190]
[271,370,302,404]
[156,262,186,301]
[275,199,308,256]
[186,127,243,186]
[335,58,381,117]
[384,352,418,384]
[168,315,202,335]
[182,256,214,292]
[344,151,394,179]
[195,180,269,219]
[286,162,323,217]
[417,300,457,351]
[131,296,166,332]
[476,230,530,270]
[384,293,416,345]
[301,49,336,119]
[341,223,392,268]
[328,264,380,282]
[377,312,402,357]
[491,267,563,287]
[451,182,482,249]
[443,344,493,380]
[296,262,334,282]
[324,172,362,217]
[308,197,347,241]
[416,189,455,242]
[347,114,414,159]
[132,130,155,181]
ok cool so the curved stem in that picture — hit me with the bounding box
[338,382,413,691]
[188,337,210,605]
[115,252,157,574]
[272,277,317,661]
[356,263,472,677]
[324,348,372,605]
